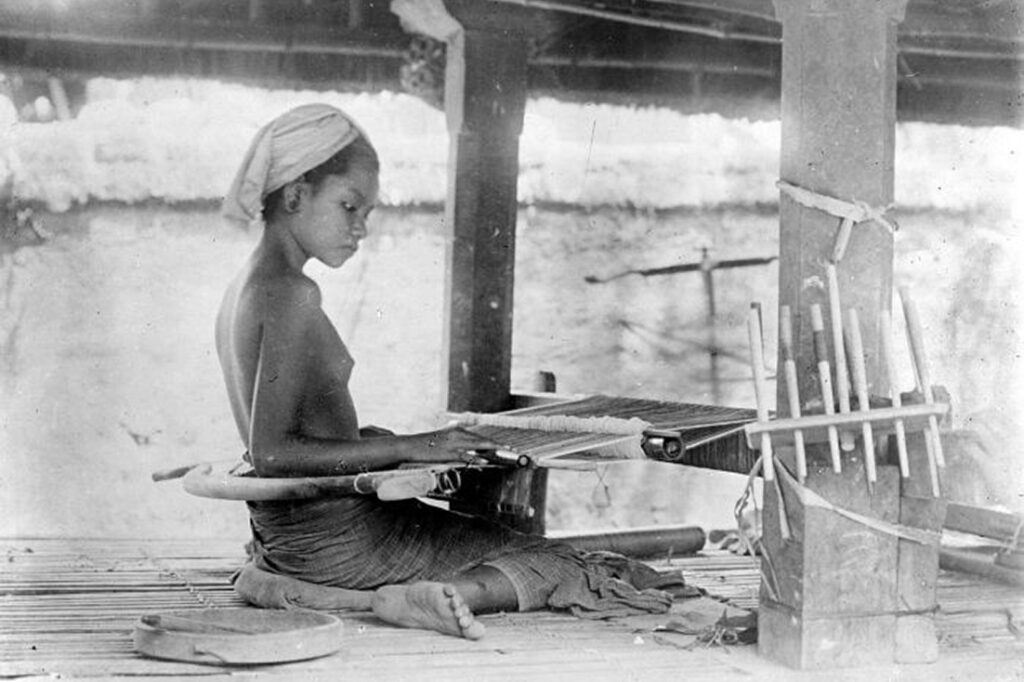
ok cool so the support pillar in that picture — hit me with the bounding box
[441,23,527,414]
[391,0,544,533]
[894,429,945,663]
[394,0,529,415]
[762,0,921,669]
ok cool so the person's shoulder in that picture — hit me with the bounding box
[276,271,322,305]
[262,272,323,315]
[237,269,322,323]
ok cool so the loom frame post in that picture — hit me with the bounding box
[762,0,943,670]
[398,0,544,534]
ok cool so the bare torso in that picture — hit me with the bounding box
[215,252,359,453]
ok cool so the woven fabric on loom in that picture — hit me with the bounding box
[507,395,755,429]
[464,396,760,473]
[466,422,643,461]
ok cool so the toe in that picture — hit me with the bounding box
[462,620,486,640]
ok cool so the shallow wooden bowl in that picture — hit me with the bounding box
[133,607,342,665]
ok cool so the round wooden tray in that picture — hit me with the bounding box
[133,608,342,665]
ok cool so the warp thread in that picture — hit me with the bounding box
[455,411,651,460]
[454,412,652,435]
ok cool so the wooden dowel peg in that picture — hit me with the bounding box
[779,305,808,482]
[151,464,198,482]
[899,288,946,470]
[811,304,842,472]
[751,302,765,368]
[846,308,877,488]
[923,436,941,499]
[747,308,775,482]
[826,264,855,451]
[831,216,855,263]
[878,311,911,479]
[745,402,948,439]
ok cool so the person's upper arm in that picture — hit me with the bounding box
[247,278,321,473]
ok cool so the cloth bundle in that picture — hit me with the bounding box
[222,103,369,225]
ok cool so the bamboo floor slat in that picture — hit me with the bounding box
[1,538,1022,681]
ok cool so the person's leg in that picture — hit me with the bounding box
[234,563,374,610]
[369,565,519,640]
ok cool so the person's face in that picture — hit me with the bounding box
[295,162,379,268]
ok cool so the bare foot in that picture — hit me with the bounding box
[371,582,485,640]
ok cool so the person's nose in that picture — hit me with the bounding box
[351,216,367,240]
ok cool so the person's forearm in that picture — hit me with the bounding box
[251,433,433,477]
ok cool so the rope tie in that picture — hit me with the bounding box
[777,180,898,263]
[774,464,941,546]
[735,454,943,607]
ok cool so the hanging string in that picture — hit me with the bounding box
[591,465,612,509]
[734,454,781,603]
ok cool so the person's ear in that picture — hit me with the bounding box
[282,181,305,214]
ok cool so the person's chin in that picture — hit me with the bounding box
[322,248,356,268]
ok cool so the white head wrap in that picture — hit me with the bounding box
[222,103,371,225]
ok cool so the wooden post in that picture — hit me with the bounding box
[347,0,365,29]
[392,0,543,533]
[441,22,527,415]
[393,0,530,415]
[894,429,944,663]
[763,0,914,669]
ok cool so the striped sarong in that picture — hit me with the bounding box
[246,496,679,616]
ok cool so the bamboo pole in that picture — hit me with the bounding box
[831,216,856,263]
[810,304,842,472]
[826,264,856,451]
[879,311,911,479]
[744,402,947,439]
[899,287,946,469]
[779,305,808,481]
[846,308,877,488]
[747,307,775,481]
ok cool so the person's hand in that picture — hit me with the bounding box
[416,426,502,463]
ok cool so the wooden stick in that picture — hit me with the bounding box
[751,301,764,365]
[745,402,948,439]
[182,462,447,501]
[779,305,808,482]
[899,287,946,469]
[878,311,911,479]
[831,216,856,263]
[475,449,532,468]
[811,304,842,472]
[944,502,1024,544]
[826,264,855,451]
[151,464,198,482]
[846,308,877,488]
[747,308,775,481]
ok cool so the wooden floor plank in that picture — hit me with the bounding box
[1,538,1022,680]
